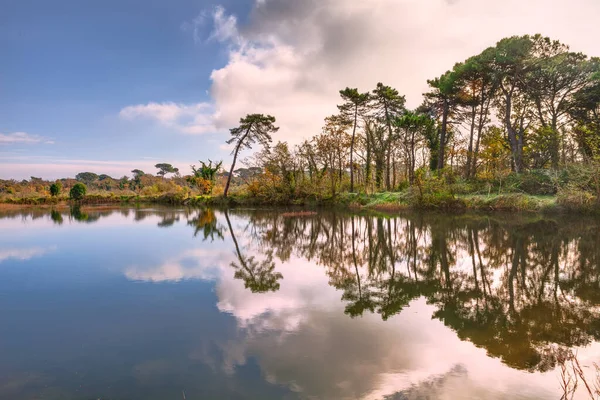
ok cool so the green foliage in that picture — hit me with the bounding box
[76,172,98,184]
[408,169,464,209]
[188,160,222,194]
[69,183,87,200]
[49,181,62,196]
[224,113,279,197]
[504,170,558,195]
[155,163,179,178]
[557,186,598,213]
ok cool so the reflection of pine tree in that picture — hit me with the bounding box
[235,209,600,372]
[225,210,282,293]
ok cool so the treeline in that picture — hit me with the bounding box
[3,34,600,209]
[0,163,231,201]
[223,34,600,205]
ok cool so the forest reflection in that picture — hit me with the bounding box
[4,206,600,375]
[217,209,600,374]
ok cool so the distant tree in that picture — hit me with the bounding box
[338,88,370,192]
[130,169,145,192]
[118,176,129,190]
[69,183,87,200]
[131,169,145,178]
[224,114,279,197]
[76,172,99,184]
[98,174,113,181]
[30,176,42,182]
[49,181,62,196]
[155,163,179,179]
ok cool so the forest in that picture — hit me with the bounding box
[2,34,600,212]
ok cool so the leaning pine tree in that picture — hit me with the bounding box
[223,114,279,198]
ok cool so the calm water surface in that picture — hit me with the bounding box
[1,207,600,400]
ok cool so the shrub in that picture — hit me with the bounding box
[49,182,62,196]
[408,169,465,209]
[69,183,87,200]
[557,186,598,213]
[504,170,558,195]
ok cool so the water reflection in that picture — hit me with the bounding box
[2,207,600,399]
[231,210,600,373]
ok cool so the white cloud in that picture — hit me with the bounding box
[201,0,600,145]
[124,248,233,282]
[0,247,55,263]
[119,101,217,135]
[0,132,54,145]
[209,6,241,44]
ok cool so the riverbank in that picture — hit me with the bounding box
[2,190,598,214]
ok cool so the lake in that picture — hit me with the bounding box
[1,207,599,399]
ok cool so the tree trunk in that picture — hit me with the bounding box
[350,106,358,192]
[437,100,449,171]
[384,103,393,190]
[466,104,477,178]
[223,146,240,198]
[504,91,523,173]
[223,127,251,197]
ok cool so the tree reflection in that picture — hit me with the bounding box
[187,208,224,241]
[50,209,63,225]
[224,209,282,293]
[233,210,600,372]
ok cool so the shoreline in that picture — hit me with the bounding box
[1,191,596,215]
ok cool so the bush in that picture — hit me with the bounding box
[504,170,558,195]
[70,183,87,200]
[407,169,465,210]
[557,186,598,213]
[49,182,62,196]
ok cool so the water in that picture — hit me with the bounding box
[1,207,599,400]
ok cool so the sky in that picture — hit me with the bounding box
[2,0,600,180]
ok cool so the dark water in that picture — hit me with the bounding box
[1,207,600,400]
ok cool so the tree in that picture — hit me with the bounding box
[570,63,600,159]
[75,172,98,184]
[131,169,145,178]
[155,163,179,179]
[130,169,145,192]
[424,67,464,170]
[457,53,498,178]
[395,111,435,184]
[223,114,279,197]
[370,83,406,189]
[338,88,370,192]
[364,119,387,190]
[188,160,223,194]
[314,117,352,195]
[523,36,593,169]
[49,181,62,197]
[69,183,87,200]
[487,35,536,173]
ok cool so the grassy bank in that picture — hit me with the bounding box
[1,190,598,215]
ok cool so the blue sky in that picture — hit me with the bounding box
[1,0,252,179]
[2,0,600,179]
